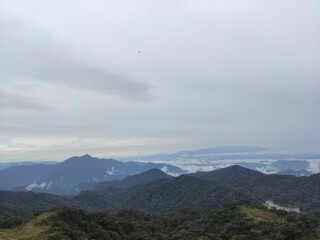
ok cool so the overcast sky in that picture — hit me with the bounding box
[0,0,319,161]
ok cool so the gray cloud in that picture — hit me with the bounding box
[0,89,50,110]
[0,19,151,100]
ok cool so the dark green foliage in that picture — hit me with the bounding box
[120,175,260,213]
[73,190,117,211]
[197,165,265,187]
[0,190,75,218]
[0,216,22,228]
[37,204,320,240]
[65,172,261,214]
[197,166,320,212]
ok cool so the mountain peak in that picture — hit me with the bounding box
[143,168,168,175]
[196,165,265,187]
[80,154,93,158]
[65,154,95,162]
[60,154,121,169]
[63,154,95,163]
[222,164,249,171]
[120,168,172,186]
[215,165,266,177]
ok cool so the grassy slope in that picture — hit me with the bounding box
[240,205,284,223]
[0,212,56,240]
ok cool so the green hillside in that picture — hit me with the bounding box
[0,211,57,240]
[1,203,320,240]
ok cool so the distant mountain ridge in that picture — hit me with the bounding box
[130,146,269,161]
[93,168,172,191]
[175,146,269,155]
[0,154,184,195]
[0,165,319,219]
[0,161,57,171]
[277,169,314,176]
[122,146,319,176]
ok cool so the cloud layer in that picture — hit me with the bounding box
[1,19,151,101]
[0,0,319,161]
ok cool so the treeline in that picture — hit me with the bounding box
[28,203,320,240]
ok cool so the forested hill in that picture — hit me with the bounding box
[195,165,320,212]
[1,203,320,240]
[0,165,319,219]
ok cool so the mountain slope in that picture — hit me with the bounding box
[120,175,260,213]
[195,165,265,187]
[0,164,53,190]
[197,165,320,212]
[90,172,261,213]
[93,168,172,191]
[0,191,74,218]
[120,168,173,187]
[249,173,320,212]
[277,169,314,176]
[77,168,263,213]
[1,203,320,240]
[0,155,184,195]
[0,211,57,239]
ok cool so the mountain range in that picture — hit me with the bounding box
[122,146,320,174]
[0,154,184,195]
[277,169,314,176]
[0,165,319,220]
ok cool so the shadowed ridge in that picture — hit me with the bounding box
[93,168,172,191]
[122,173,260,213]
[120,168,172,187]
[195,165,265,187]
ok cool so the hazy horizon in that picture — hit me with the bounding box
[1,0,319,162]
[0,145,319,163]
